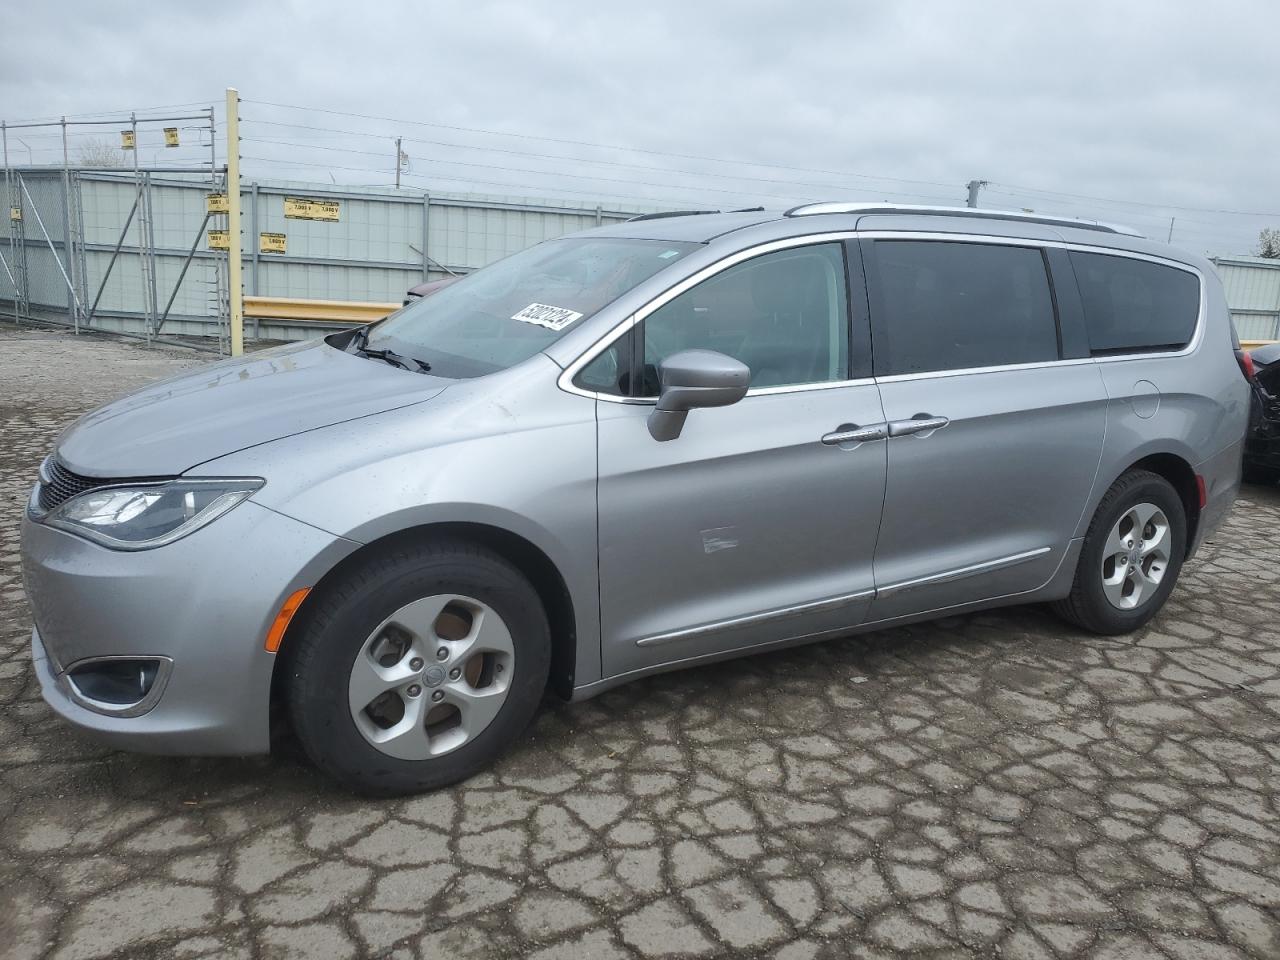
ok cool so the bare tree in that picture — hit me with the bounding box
[1257,228,1280,259]
[77,138,126,168]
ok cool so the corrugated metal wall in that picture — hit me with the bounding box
[0,168,644,337]
[10,175,1274,345]
[1214,256,1280,341]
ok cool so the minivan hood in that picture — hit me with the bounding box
[55,339,450,477]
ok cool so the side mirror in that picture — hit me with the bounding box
[647,349,750,441]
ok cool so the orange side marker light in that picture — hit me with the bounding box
[265,587,311,653]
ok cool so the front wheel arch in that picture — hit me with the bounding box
[270,522,578,737]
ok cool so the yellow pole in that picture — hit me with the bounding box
[225,87,243,356]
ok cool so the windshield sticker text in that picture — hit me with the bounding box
[510,303,584,330]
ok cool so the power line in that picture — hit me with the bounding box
[243,121,957,196]
[990,180,1280,220]
[241,98,959,191]
[241,155,712,208]
[240,135,960,205]
[983,189,1257,252]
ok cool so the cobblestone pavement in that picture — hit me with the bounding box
[3,326,1280,960]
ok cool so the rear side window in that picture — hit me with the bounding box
[1069,252,1200,355]
[868,240,1059,375]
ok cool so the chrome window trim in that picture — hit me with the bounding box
[635,588,875,647]
[557,229,1208,403]
[875,357,1095,385]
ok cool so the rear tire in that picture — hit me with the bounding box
[286,538,550,795]
[1052,470,1186,635]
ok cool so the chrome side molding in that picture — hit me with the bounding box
[876,546,1052,599]
[635,589,875,647]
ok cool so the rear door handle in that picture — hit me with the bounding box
[822,423,888,445]
[887,415,950,437]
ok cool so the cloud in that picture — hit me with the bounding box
[3,0,1277,254]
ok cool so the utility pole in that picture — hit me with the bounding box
[1167,217,1176,242]
[395,136,402,189]
[966,180,988,208]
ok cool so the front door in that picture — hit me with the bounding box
[587,239,888,677]
[860,236,1107,622]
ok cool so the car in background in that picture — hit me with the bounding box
[1244,342,1280,484]
[404,276,460,305]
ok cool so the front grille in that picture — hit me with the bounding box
[38,459,111,513]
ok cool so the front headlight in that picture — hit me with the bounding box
[43,478,263,550]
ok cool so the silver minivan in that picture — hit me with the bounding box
[21,204,1251,793]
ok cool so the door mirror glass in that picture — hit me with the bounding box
[648,349,750,441]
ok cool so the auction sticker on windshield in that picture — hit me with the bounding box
[511,303,584,330]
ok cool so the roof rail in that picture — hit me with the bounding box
[625,209,720,222]
[783,202,1144,238]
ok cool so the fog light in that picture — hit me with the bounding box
[63,656,172,716]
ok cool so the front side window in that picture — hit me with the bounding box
[869,240,1059,376]
[1070,251,1200,355]
[365,238,697,378]
[634,243,850,396]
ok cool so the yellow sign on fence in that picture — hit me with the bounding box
[207,229,230,250]
[284,197,340,222]
[9,206,20,222]
[120,130,135,150]
[206,194,229,214]
[259,232,287,254]
[164,127,180,147]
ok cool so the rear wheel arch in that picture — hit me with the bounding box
[1124,453,1200,557]
[272,522,578,710]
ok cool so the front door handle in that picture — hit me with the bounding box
[887,415,950,437]
[822,423,888,445]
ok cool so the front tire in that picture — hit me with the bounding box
[1053,470,1187,635]
[286,538,550,795]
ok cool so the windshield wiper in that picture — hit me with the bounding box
[344,324,430,373]
[361,347,430,373]
[349,325,371,351]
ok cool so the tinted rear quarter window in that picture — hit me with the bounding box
[1069,251,1200,354]
[869,240,1059,375]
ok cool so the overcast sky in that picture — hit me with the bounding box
[5,0,1278,255]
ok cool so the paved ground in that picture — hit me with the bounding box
[2,325,1280,960]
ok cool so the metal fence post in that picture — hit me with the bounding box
[74,172,88,325]
[60,116,79,332]
[145,172,159,337]
[1,120,13,324]
[226,88,243,356]
[250,180,260,296]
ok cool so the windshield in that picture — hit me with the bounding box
[365,237,699,378]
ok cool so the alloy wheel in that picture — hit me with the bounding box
[348,594,515,760]
[1099,502,1171,610]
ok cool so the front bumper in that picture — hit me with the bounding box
[22,500,357,756]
